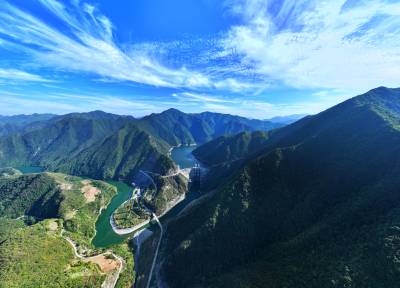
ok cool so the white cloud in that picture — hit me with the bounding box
[0,0,257,92]
[172,92,238,104]
[222,0,400,91]
[0,89,163,116]
[0,68,52,82]
[172,89,350,119]
[1,0,398,118]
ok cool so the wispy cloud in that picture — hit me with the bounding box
[0,88,339,118]
[222,0,400,91]
[0,0,258,92]
[0,89,162,116]
[172,92,238,104]
[0,0,398,117]
[172,89,349,119]
[0,68,52,82]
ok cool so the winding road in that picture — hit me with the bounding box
[61,229,124,288]
[146,213,164,288]
[139,170,167,288]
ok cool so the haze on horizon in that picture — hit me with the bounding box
[0,0,399,119]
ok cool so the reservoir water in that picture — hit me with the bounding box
[160,145,202,221]
[17,166,44,174]
[170,146,198,169]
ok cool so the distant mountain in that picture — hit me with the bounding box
[136,108,283,146]
[0,113,55,124]
[0,109,282,182]
[54,122,175,180]
[266,114,307,124]
[0,112,131,167]
[160,87,400,287]
[0,113,55,136]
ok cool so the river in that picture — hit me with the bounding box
[14,147,200,248]
[91,145,199,248]
[92,181,133,247]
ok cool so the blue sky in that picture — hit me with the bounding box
[0,0,399,118]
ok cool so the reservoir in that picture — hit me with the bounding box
[170,146,198,169]
[160,145,202,220]
[17,166,44,174]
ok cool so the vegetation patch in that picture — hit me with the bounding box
[0,172,136,287]
[142,174,188,215]
[0,219,105,288]
[113,198,151,229]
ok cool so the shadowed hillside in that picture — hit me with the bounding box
[160,87,400,288]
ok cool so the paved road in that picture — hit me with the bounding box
[146,213,164,288]
[140,169,183,179]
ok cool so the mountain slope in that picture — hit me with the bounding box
[0,109,282,182]
[0,113,55,136]
[136,108,282,146]
[193,130,270,166]
[160,87,400,287]
[0,172,116,243]
[54,123,176,181]
[0,111,130,167]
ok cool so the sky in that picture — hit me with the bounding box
[0,0,399,118]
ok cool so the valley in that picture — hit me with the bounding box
[2,89,400,287]
[1,1,396,287]
[0,115,210,288]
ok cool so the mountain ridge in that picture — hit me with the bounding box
[160,87,400,288]
[0,108,283,183]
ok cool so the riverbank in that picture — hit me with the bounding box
[110,213,151,235]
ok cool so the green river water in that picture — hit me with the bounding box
[91,145,198,248]
[15,147,198,248]
[92,181,133,247]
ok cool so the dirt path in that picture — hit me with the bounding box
[61,230,124,288]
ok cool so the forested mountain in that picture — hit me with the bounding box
[0,109,281,182]
[136,108,282,146]
[0,113,55,136]
[160,87,400,287]
[0,111,131,167]
[0,113,55,125]
[193,130,270,166]
[54,123,175,181]
[0,172,115,227]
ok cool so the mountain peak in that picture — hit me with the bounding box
[162,108,184,115]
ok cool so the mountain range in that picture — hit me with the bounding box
[159,87,400,287]
[0,109,282,182]
[1,87,400,288]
